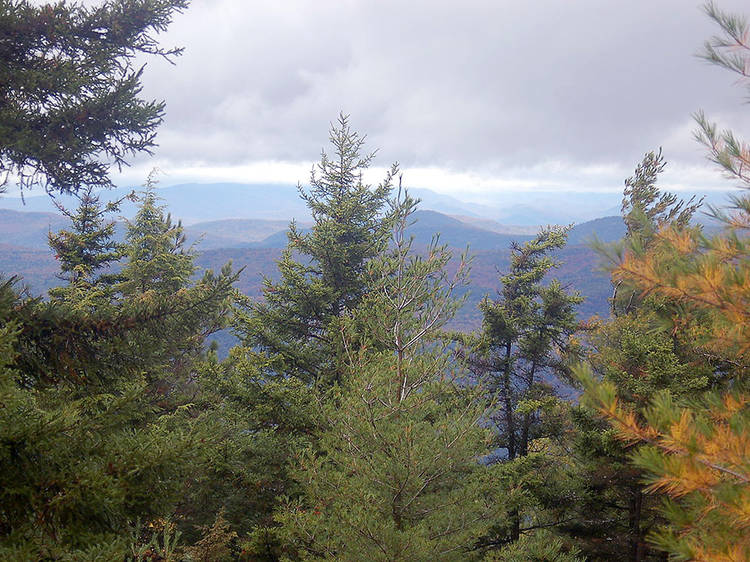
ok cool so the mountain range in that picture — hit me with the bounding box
[0,206,623,330]
[2,180,730,331]
[0,206,626,255]
[2,182,728,226]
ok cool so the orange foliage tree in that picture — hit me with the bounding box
[581,2,750,560]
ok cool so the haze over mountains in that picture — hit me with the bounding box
[0,182,662,225]
[0,181,734,328]
[1,181,732,225]
[0,207,627,252]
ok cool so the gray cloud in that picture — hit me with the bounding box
[131,0,750,190]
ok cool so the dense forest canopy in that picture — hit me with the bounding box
[1,1,749,561]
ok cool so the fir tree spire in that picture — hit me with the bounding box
[237,113,400,385]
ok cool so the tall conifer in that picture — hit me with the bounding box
[580,3,750,559]
[47,186,131,306]
[460,227,581,548]
[236,113,400,385]
[279,193,493,560]
[564,152,713,562]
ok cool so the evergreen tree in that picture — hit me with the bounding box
[0,1,247,555]
[113,178,232,387]
[47,186,131,305]
[479,227,581,462]
[0,181,237,557]
[212,117,403,556]
[0,0,188,195]
[236,113,400,386]
[581,370,750,561]
[562,152,714,562]
[695,1,750,190]
[614,149,701,316]
[118,180,194,298]
[580,4,750,559]
[0,278,210,559]
[186,347,318,555]
[279,193,494,561]
[459,227,581,548]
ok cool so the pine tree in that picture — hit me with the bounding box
[178,117,401,557]
[480,227,581,461]
[579,3,750,559]
[278,193,494,561]
[695,1,750,190]
[614,149,701,316]
[563,152,715,561]
[581,370,750,561]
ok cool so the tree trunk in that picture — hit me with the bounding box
[502,341,516,461]
[628,486,644,562]
[520,361,538,457]
[501,340,521,541]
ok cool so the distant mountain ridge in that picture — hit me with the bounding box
[5,181,730,226]
[0,206,625,253]
[0,204,623,326]
[1,182,737,229]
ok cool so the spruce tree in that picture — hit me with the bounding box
[0,183,237,557]
[459,227,581,548]
[0,278,209,559]
[0,1,246,555]
[47,186,131,306]
[0,0,188,195]
[236,113,400,386]
[215,117,402,555]
[118,181,194,298]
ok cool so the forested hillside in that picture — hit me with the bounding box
[0,207,617,324]
[1,1,749,561]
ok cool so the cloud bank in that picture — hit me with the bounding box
[118,0,750,194]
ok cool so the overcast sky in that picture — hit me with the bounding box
[113,0,750,201]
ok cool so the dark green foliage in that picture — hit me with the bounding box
[221,117,406,557]
[589,310,713,406]
[236,113,400,386]
[470,226,581,461]
[47,186,132,305]
[457,226,582,551]
[0,184,237,557]
[0,0,188,195]
[483,530,583,561]
[0,278,209,559]
[278,194,494,560]
[180,347,317,550]
[4,0,748,552]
